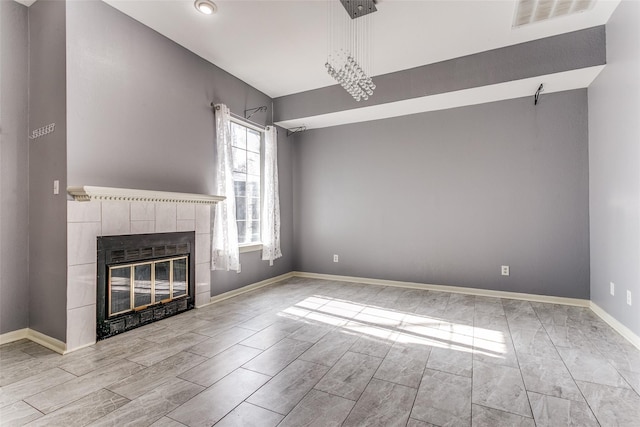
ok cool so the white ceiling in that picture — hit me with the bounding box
[101,0,620,98]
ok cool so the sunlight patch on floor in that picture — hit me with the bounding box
[278,295,507,358]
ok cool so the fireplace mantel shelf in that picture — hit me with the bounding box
[67,186,225,205]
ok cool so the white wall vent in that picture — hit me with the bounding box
[513,0,596,27]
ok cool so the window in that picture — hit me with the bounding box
[231,120,262,246]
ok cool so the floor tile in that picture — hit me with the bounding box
[58,338,150,376]
[0,368,75,407]
[619,368,640,395]
[314,351,382,400]
[474,296,505,315]
[239,324,291,350]
[242,338,312,376]
[471,360,531,418]
[213,402,283,427]
[126,332,208,367]
[471,404,535,427]
[24,360,143,414]
[510,326,560,360]
[167,368,269,427]
[185,327,256,358]
[543,325,592,350]
[89,377,203,426]
[298,329,359,367]
[411,368,471,426]
[348,331,394,359]
[406,418,438,427]
[25,389,129,427]
[473,335,519,368]
[149,416,186,427]
[425,346,472,377]
[287,323,333,343]
[528,391,599,427]
[246,359,329,414]
[556,346,631,388]
[107,350,207,399]
[374,342,431,388]
[1,356,62,387]
[277,389,355,427]
[342,378,417,427]
[0,401,43,425]
[179,344,261,387]
[517,353,583,401]
[577,380,640,427]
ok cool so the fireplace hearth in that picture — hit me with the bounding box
[96,231,195,340]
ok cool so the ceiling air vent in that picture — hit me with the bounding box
[513,0,596,27]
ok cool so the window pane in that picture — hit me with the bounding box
[155,261,171,302]
[173,258,187,298]
[246,175,260,198]
[235,197,247,220]
[247,151,260,176]
[248,197,260,220]
[232,147,247,173]
[247,130,260,153]
[110,267,131,314]
[237,220,248,244]
[233,172,246,197]
[231,123,246,149]
[249,220,260,243]
[134,264,152,308]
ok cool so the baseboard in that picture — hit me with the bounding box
[206,271,296,306]
[0,328,67,355]
[292,271,590,307]
[0,328,29,345]
[590,302,640,351]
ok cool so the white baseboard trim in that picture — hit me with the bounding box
[206,272,296,306]
[0,328,67,355]
[0,328,29,345]
[590,302,640,351]
[292,271,590,307]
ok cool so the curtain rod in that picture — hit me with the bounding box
[210,103,270,131]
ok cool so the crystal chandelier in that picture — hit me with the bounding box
[325,0,377,102]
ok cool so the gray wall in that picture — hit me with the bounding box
[275,27,605,122]
[28,0,68,341]
[589,0,640,336]
[65,0,294,297]
[293,90,590,299]
[0,0,30,334]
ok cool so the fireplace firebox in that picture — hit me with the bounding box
[97,232,195,340]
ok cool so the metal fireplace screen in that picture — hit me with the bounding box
[109,256,188,316]
[97,232,195,340]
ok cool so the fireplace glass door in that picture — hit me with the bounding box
[108,256,188,316]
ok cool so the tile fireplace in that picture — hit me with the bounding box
[66,190,220,352]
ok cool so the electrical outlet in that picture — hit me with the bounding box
[610,282,615,296]
[333,254,339,263]
[501,265,509,276]
[627,290,632,306]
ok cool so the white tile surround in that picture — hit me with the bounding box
[66,200,211,352]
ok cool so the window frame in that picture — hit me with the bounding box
[229,116,264,252]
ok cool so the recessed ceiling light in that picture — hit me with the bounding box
[194,0,217,15]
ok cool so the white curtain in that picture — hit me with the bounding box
[212,104,240,272]
[261,126,282,266]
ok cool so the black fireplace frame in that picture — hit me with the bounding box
[96,231,195,340]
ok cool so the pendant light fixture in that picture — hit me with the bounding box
[325,0,377,102]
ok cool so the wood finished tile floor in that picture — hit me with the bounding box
[1,277,639,426]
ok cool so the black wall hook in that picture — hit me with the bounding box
[534,84,544,105]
